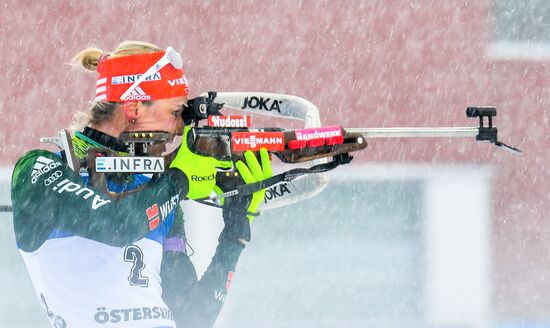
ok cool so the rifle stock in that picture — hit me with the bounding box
[189,126,367,164]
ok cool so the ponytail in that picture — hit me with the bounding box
[71,41,163,128]
[72,48,103,72]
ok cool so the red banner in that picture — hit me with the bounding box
[231,131,285,152]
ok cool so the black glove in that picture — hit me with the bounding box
[220,192,253,243]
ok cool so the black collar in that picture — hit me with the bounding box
[81,127,129,152]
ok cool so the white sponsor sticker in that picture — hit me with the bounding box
[295,126,342,141]
[208,115,250,128]
[111,73,162,85]
[231,132,285,151]
[95,157,165,173]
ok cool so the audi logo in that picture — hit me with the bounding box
[44,170,63,186]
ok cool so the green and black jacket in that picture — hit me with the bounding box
[11,127,244,328]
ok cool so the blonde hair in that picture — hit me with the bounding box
[72,40,162,72]
[71,41,163,130]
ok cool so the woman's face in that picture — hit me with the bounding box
[129,96,187,134]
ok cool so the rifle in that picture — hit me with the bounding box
[0,92,520,213]
[179,92,520,211]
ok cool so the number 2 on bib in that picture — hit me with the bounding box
[124,245,149,287]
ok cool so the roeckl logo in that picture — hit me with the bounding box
[31,156,62,184]
[191,174,215,182]
[50,179,111,210]
[242,96,282,113]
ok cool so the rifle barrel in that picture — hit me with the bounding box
[347,127,479,138]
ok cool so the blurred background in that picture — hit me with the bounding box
[0,0,548,327]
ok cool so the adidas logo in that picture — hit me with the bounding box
[31,156,62,184]
[124,86,152,101]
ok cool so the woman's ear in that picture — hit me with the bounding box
[122,102,139,123]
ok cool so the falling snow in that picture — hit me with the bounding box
[0,1,548,327]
